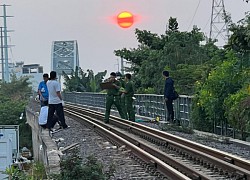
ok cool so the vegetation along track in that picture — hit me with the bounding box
[64,103,250,180]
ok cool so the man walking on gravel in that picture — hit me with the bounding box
[46,71,69,130]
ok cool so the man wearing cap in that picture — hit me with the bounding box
[104,72,126,123]
[46,71,69,130]
[38,73,49,107]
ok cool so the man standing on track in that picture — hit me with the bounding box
[46,71,69,130]
[104,72,126,124]
[122,73,135,122]
[116,71,128,120]
[163,70,175,123]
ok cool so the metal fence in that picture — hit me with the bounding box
[64,92,193,126]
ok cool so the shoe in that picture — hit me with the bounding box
[57,126,63,130]
[104,121,109,124]
[63,125,70,129]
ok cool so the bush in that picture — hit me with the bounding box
[59,148,115,180]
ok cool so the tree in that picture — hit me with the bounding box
[192,52,245,132]
[59,148,114,180]
[63,67,107,92]
[192,13,250,134]
[224,87,250,140]
[115,17,217,95]
[167,17,179,32]
[0,76,32,148]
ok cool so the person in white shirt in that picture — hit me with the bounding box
[38,104,49,129]
[38,100,60,129]
[46,71,69,130]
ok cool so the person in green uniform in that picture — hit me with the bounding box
[116,72,128,120]
[104,72,126,123]
[122,73,135,122]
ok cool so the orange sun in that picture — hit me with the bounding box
[117,11,134,28]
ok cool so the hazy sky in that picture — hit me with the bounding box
[1,0,249,75]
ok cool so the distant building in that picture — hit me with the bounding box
[10,62,44,91]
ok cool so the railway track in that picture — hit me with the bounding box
[64,103,250,180]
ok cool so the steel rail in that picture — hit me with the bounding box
[64,108,191,180]
[66,103,250,169]
[65,103,250,179]
[65,108,213,180]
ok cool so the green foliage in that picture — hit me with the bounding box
[63,66,107,92]
[0,100,26,125]
[224,87,250,140]
[170,64,213,95]
[4,165,27,180]
[192,12,250,134]
[115,17,217,95]
[0,77,32,149]
[115,14,250,136]
[19,123,32,149]
[60,148,85,180]
[192,52,245,131]
[29,161,46,179]
[4,161,46,180]
[59,148,115,180]
[225,12,250,53]
[0,76,32,101]
[167,17,179,32]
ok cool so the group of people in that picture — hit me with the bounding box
[37,70,177,129]
[104,70,177,124]
[37,71,69,132]
[104,72,136,123]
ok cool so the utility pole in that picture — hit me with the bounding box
[209,0,229,46]
[121,57,124,75]
[1,4,13,82]
[0,27,4,81]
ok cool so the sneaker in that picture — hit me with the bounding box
[50,129,62,134]
[55,126,63,130]
[63,125,70,129]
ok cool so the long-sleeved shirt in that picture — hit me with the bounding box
[164,77,174,99]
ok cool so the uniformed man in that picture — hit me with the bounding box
[104,72,126,123]
[122,73,135,122]
[116,72,128,120]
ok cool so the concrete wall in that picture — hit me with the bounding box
[26,108,60,175]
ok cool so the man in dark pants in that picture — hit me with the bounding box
[116,72,128,120]
[163,71,175,123]
[104,72,126,123]
[123,73,135,122]
[46,71,69,130]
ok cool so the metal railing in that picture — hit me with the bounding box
[63,92,193,126]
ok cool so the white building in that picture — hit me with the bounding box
[10,62,44,91]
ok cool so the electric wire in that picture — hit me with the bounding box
[187,0,201,31]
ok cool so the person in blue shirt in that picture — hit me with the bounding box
[38,73,49,107]
[163,71,175,123]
